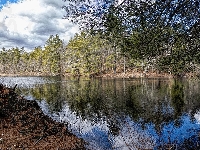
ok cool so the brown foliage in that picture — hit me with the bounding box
[0,84,85,149]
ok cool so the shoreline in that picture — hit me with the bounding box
[0,71,196,79]
[0,84,86,149]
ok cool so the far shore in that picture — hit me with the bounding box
[0,71,197,79]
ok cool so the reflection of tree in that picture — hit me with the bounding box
[29,78,173,134]
[107,118,120,136]
[125,85,142,119]
[185,80,200,120]
[67,79,124,135]
[68,79,104,120]
[133,79,174,133]
[30,77,65,112]
[171,80,185,119]
[13,77,200,149]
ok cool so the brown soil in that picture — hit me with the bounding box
[0,84,86,149]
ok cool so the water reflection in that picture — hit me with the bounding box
[171,80,185,118]
[1,77,200,149]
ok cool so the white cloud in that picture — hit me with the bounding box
[0,0,79,51]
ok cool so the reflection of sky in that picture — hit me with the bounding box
[146,115,200,147]
[37,100,156,149]
[0,76,49,87]
[37,99,200,149]
[38,100,112,150]
[1,77,200,149]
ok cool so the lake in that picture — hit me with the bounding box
[1,76,200,149]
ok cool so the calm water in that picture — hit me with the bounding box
[1,76,200,149]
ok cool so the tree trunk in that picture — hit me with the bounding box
[124,54,126,74]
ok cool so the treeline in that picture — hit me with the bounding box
[0,0,199,77]
[62,0,200,78]
[0,29,200,77]
[0,35,64,76]
[0,33,135,76]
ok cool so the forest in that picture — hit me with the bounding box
[0,33,129,77]
[0,0,199,78]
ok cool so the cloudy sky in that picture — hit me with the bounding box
[0,0,79,51]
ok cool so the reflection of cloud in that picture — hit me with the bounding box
[0,0,79,51]
[111,117,156,150]
[38,99,200,149]
[40,103,110,150]
[37,101,156,150]
[194,112,200,123]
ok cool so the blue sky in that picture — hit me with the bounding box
[0,0,19,9]
[0,0,79,51]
